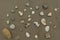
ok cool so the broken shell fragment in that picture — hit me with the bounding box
[41,18,46,25]
[34,21,40,27]
[45,26,50,32]
[2,28,11,39]
[48,12,52,17]
[54,8,59,11]
[40,11,44,16]
[26,32,30,38]
[10,24,15,30]
[18,11,23,16]
[20,20,25,23]
[45,33,51,39]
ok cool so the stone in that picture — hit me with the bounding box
[35,34,38,38]
[28,18,32,21]
[41,18,46,25]
[32,11,35,14]
[7,14,9,17]
[26,32,30,38]
[10,24,15,30]
[42,4,48,10]
[11,10,15,13]
[35,6,39,10]
[2,28,11,39]
[45,26,50,32]
[18,11,23,16]
[25,3,30,7]
[6,20,10,24]
[48,12,52,17]
[40,11,44,16]
[15,5,18,9]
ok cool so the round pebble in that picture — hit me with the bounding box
[40,11,44,16]
[45,26,50,32]
[35,35,38,38]
[25,3,30,7]
[10,24,15,30]
[35,6,39,10]
[26,32,30,38]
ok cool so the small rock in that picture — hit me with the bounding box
[35,34,38,38]
[48,12,52,17]
[42,4,48,10]
[25,23,30,28]
[20,20,24,23]
[25,3,30,7]
[30,7,33,10]
[26,32,30,38]
[2,28,11,39]
[35,6,39,10]
[45,26,50,32]
[54,8,59,11]
[28,18,32,21]
[40,11,44,16]
[28,15,31,17]
[15,5,18,9]
[34,21,40,27]
[6,20,10,24]
[18,11,23,16]
[41,18,46,25]
[32,11,35,14]
[24,9,27,12]
[45,33,51,39]
[10,24,15,30]
[7,14,9,17]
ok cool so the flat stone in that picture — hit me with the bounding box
[42,4,48,10]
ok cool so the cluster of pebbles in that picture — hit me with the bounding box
[2,1,59,40]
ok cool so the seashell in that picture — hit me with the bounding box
[2,28,11,39]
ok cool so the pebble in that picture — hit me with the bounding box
[41,18,46,25]
[45,33,51,39]
[32,11,35,14]
[45,26,50,32]
[2,28,11,39]
[6,20,10,24]
[20,20,25,23]
[48,12,52,17]
[42,4,48,10]
[54,8,59,11]
[18,11,23,16]
[25,23,30,28]
[40,11,44,16]
[35,34,38,38]
[30,7,33,10]
[35,6,39,10]
[34,21,40,27]
[28,15,31,17]
[24,9,27,12]
[7,14,9,17]
[26,32,30,38]
[25,3,30,7]
[15,5,18,9]
[28,18,32,21]
[10,24,15,30]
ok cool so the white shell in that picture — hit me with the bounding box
[10,24,15,29]
[26,32,30,38]
[45,26,50,32]
[34,21,40,27]
[41,18,46,25]
[18,11,23,16]
[40,11,44,16]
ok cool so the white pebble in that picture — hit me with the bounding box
[6,20,10,24]
[15,5,18,9]
[30,7,33,10]
[28,15,31,17]
[40,11,44,16]
[35,35,38,38]
[28,18,32,21]
[10,24,15,30]
[7,14,9,17]
[18,11,23,16]
[26,32,30,38]
[54,8,59,11]
[41,18,46,25]
[45,26,50,32]
[34,21,40,27]
[48,12,52,17]
[32,11,35,14]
